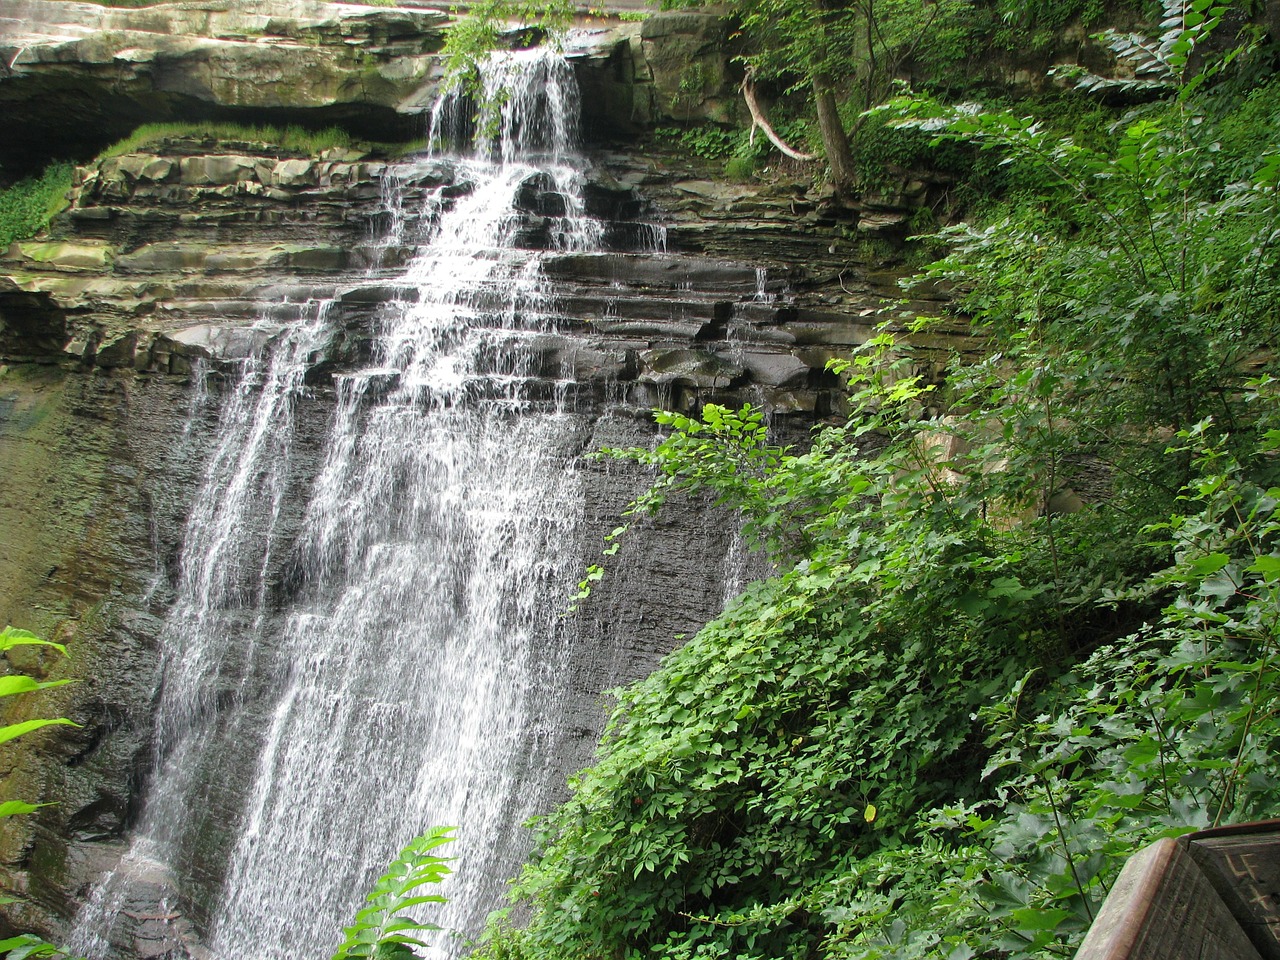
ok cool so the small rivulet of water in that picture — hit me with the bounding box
[71,46,606,960]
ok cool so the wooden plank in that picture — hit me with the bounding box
[1075,837,1263,960]
[1185,825,1280,960]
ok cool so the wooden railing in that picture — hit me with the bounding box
[1076,820,1280,960]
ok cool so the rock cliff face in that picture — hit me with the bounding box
[0,0,748,176]
[0,3,976,954]
[0,0,449,175]
[0,129,966,400]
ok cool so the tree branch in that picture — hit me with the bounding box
[741,75,819,162]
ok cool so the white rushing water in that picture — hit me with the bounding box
[72,47,603,960]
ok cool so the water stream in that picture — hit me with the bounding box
[71,47,611,960]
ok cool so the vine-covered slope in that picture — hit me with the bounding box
[480,5,1280,959]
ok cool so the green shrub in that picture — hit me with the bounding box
[481,10,1280,960]
[723,155,756,180]
[1215,74,1280,182]
[0,164,74,249]
[331,827,454,960]
[655,116,817,170]
[654,125,739,161]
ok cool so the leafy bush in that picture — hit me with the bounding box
[481,7,1280,960]
[0,627,80,960]
[655,118,818,176]
[654,126,740,161]
[332,827,454,960]
[0,626,77,810]
[1214,74,1280,181]
[821,418,1280,959]
[0,165,73,249]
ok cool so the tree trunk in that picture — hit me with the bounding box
[813,79,857,198]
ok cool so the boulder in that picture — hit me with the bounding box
[638,347,744,389]
[639,13,738,125]
[94,331,138,368]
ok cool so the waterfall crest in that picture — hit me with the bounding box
[71,47,606,960]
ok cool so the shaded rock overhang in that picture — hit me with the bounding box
[0,0,452,177]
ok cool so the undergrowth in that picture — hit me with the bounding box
[101,122,355,159]
[479,6,1280,960]
[0,165,74,249]
[654,118,817,181]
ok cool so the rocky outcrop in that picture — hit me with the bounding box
[567,14,742,137]
[0,1,751,178]
[1,131,972,411]
[0,364,214,944]
[0,137,390,369]
[0,0,449,175]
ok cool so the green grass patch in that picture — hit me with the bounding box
[0,164,75,249]
[101,122,355,159]
[382,137,430,158]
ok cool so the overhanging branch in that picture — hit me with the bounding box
[741,75,819,162]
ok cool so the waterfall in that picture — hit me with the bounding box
[71,47,606,960]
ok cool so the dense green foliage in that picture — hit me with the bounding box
[651,0,1152,188]
[0,166,73,250]
[332,828,455,960]
[479,6,1280,960]
[441,0,1154,189]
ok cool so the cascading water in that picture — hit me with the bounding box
[72,47,611,960]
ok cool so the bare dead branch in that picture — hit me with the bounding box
[741,75,819,162]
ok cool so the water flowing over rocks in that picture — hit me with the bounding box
[0,0,745,176]
[0,14,981,959]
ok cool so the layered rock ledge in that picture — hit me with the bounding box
[0,133,973,417]
[0,0,457,175]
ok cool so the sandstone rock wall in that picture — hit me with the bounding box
[0,0,449,174]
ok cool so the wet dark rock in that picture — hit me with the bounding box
[639,347,744,389]
[516,173,570,218]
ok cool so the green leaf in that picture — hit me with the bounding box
[1009,906,1074,932]
[0,627,67,657]
[1247,555,1280,581]
[1122,739,1159,766]
[0,676,72,698]
[0,800,45,818]
[1186,552,1230,577]
[0,934,62,960]
[0,718,79,747]
[1197,570,1238,601]
[331,828,454,960]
